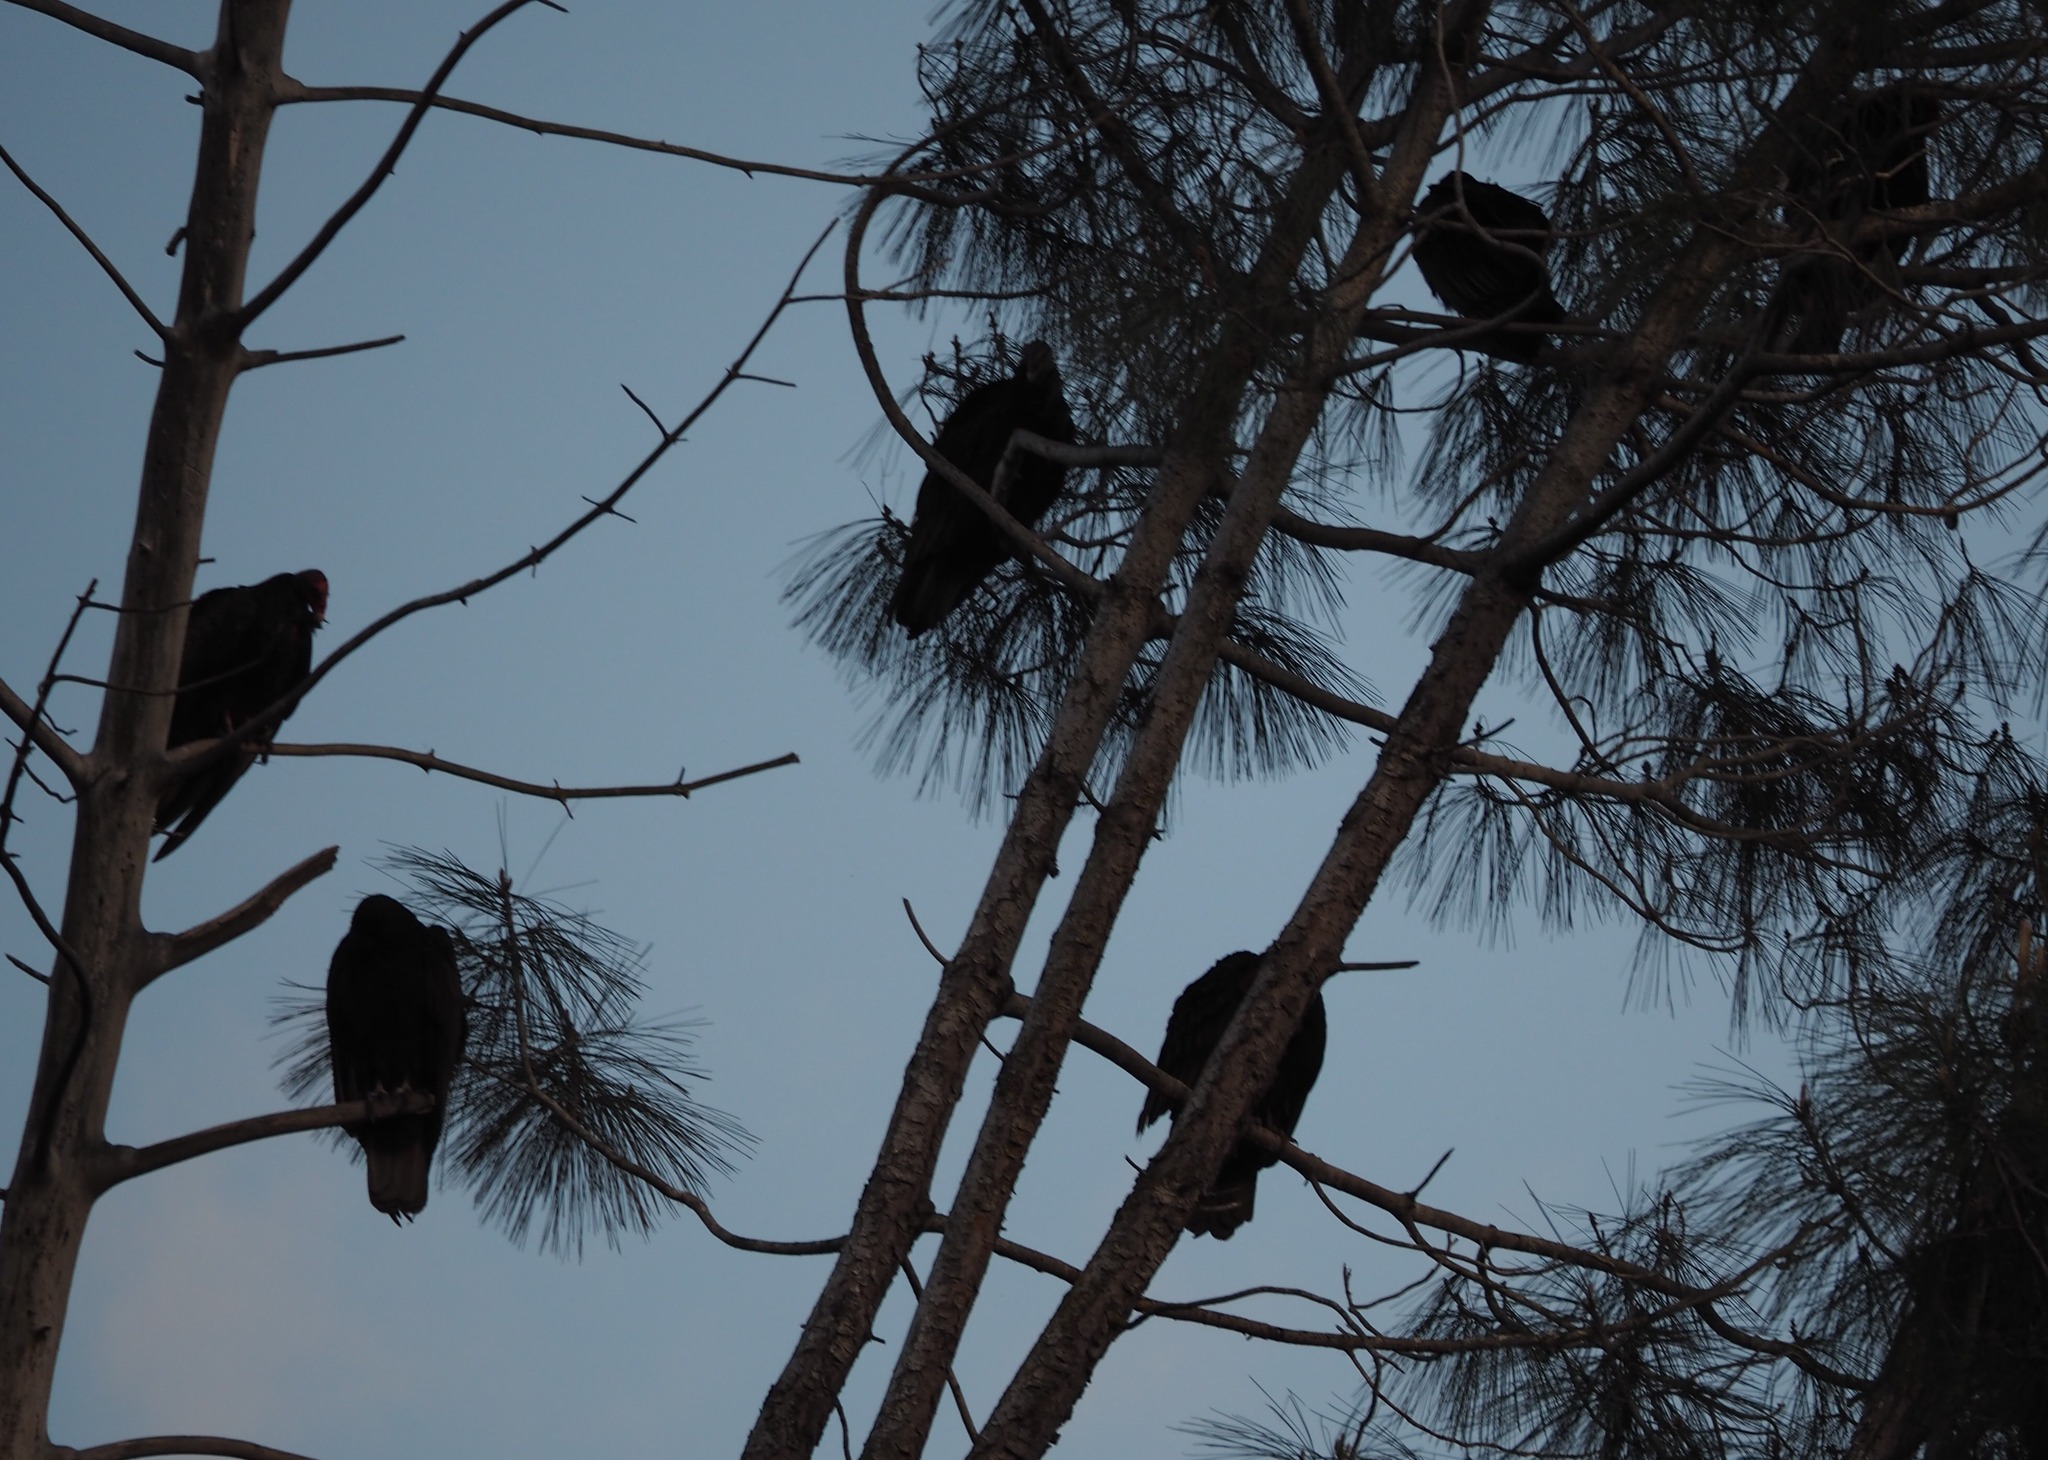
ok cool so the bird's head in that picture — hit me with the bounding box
[296,569,329,626]
[1017,339,1059,384]
[1420,172,1472,211]
[350,894,418,939]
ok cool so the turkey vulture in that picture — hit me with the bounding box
[1138,950,1328,1239]
[1776,92,1938,355]
[889,340,1076,637]
[1410,173,1565,363]
[326,894,467,1222]
[154,569,327,860]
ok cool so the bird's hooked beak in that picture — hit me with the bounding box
[300,569,330,627]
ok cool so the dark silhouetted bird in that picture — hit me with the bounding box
[889,340,1076,637]
[1776,92,1938,355]
[1138,950,1328,1239]
[1410,173,1565,363]
[326,894,467,1223]
[154,569,327,860]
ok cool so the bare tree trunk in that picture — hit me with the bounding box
[0,4,288,1452]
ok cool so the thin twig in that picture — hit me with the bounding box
[264,745,798,806]
[0,142,168,338]
[901,898,953,966]
[0,676,86,784]
[241,334,406,370]
[271,82,1074,195]
[6,954,49,985]
[897,1258,982,1443]
[1,579,96,860]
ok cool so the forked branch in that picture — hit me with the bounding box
[238,0,556,328]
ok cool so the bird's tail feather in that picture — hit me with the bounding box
[889,558,979,638]
[1187,1175,1257,1240]
[365,1143,432,1222]
[152,748,258,861]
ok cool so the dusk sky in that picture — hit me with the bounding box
[1,5,1794,1456]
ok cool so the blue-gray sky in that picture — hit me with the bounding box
[2,5,1787,1456]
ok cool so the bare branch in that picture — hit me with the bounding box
[1,0,199,75]
[1251,488,1488,569]
[6,954,49,985]
[146,846,339,986]
[0,141,167,338]
[268,85,1081,196]
[239,333,405,370]
[64,1437,327,1460]
[0,583,96,859]
[272,81,905,185]
[897,1259,983,1443]
[238,0,548,328]
[0,679,85,781]
[263,745,799,806]
[94,1095,433,1193]
[0,851,84,983]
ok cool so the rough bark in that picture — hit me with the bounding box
[0,4,290,1453]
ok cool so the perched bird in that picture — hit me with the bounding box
[326,895,467,1222]
[889,340,1076,637]
[1138,950,1328,1239]
[154,569,327,860]
[1775,92,1938,355]
[1410,172,1565,363]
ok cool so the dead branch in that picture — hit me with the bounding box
[1,581,97,860]
[62,1437,326,1460]
[271,84,940,189]
[6,955,49,985]
[237,0,551,328]
[146,846,340,986]
[898,1259,982,1443]
[262,745,798,807]
[93,1095,433,1192]
[0,142,168,338]
[1,0,200,73]
[0,850,84,985]
[240,333,405,370]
